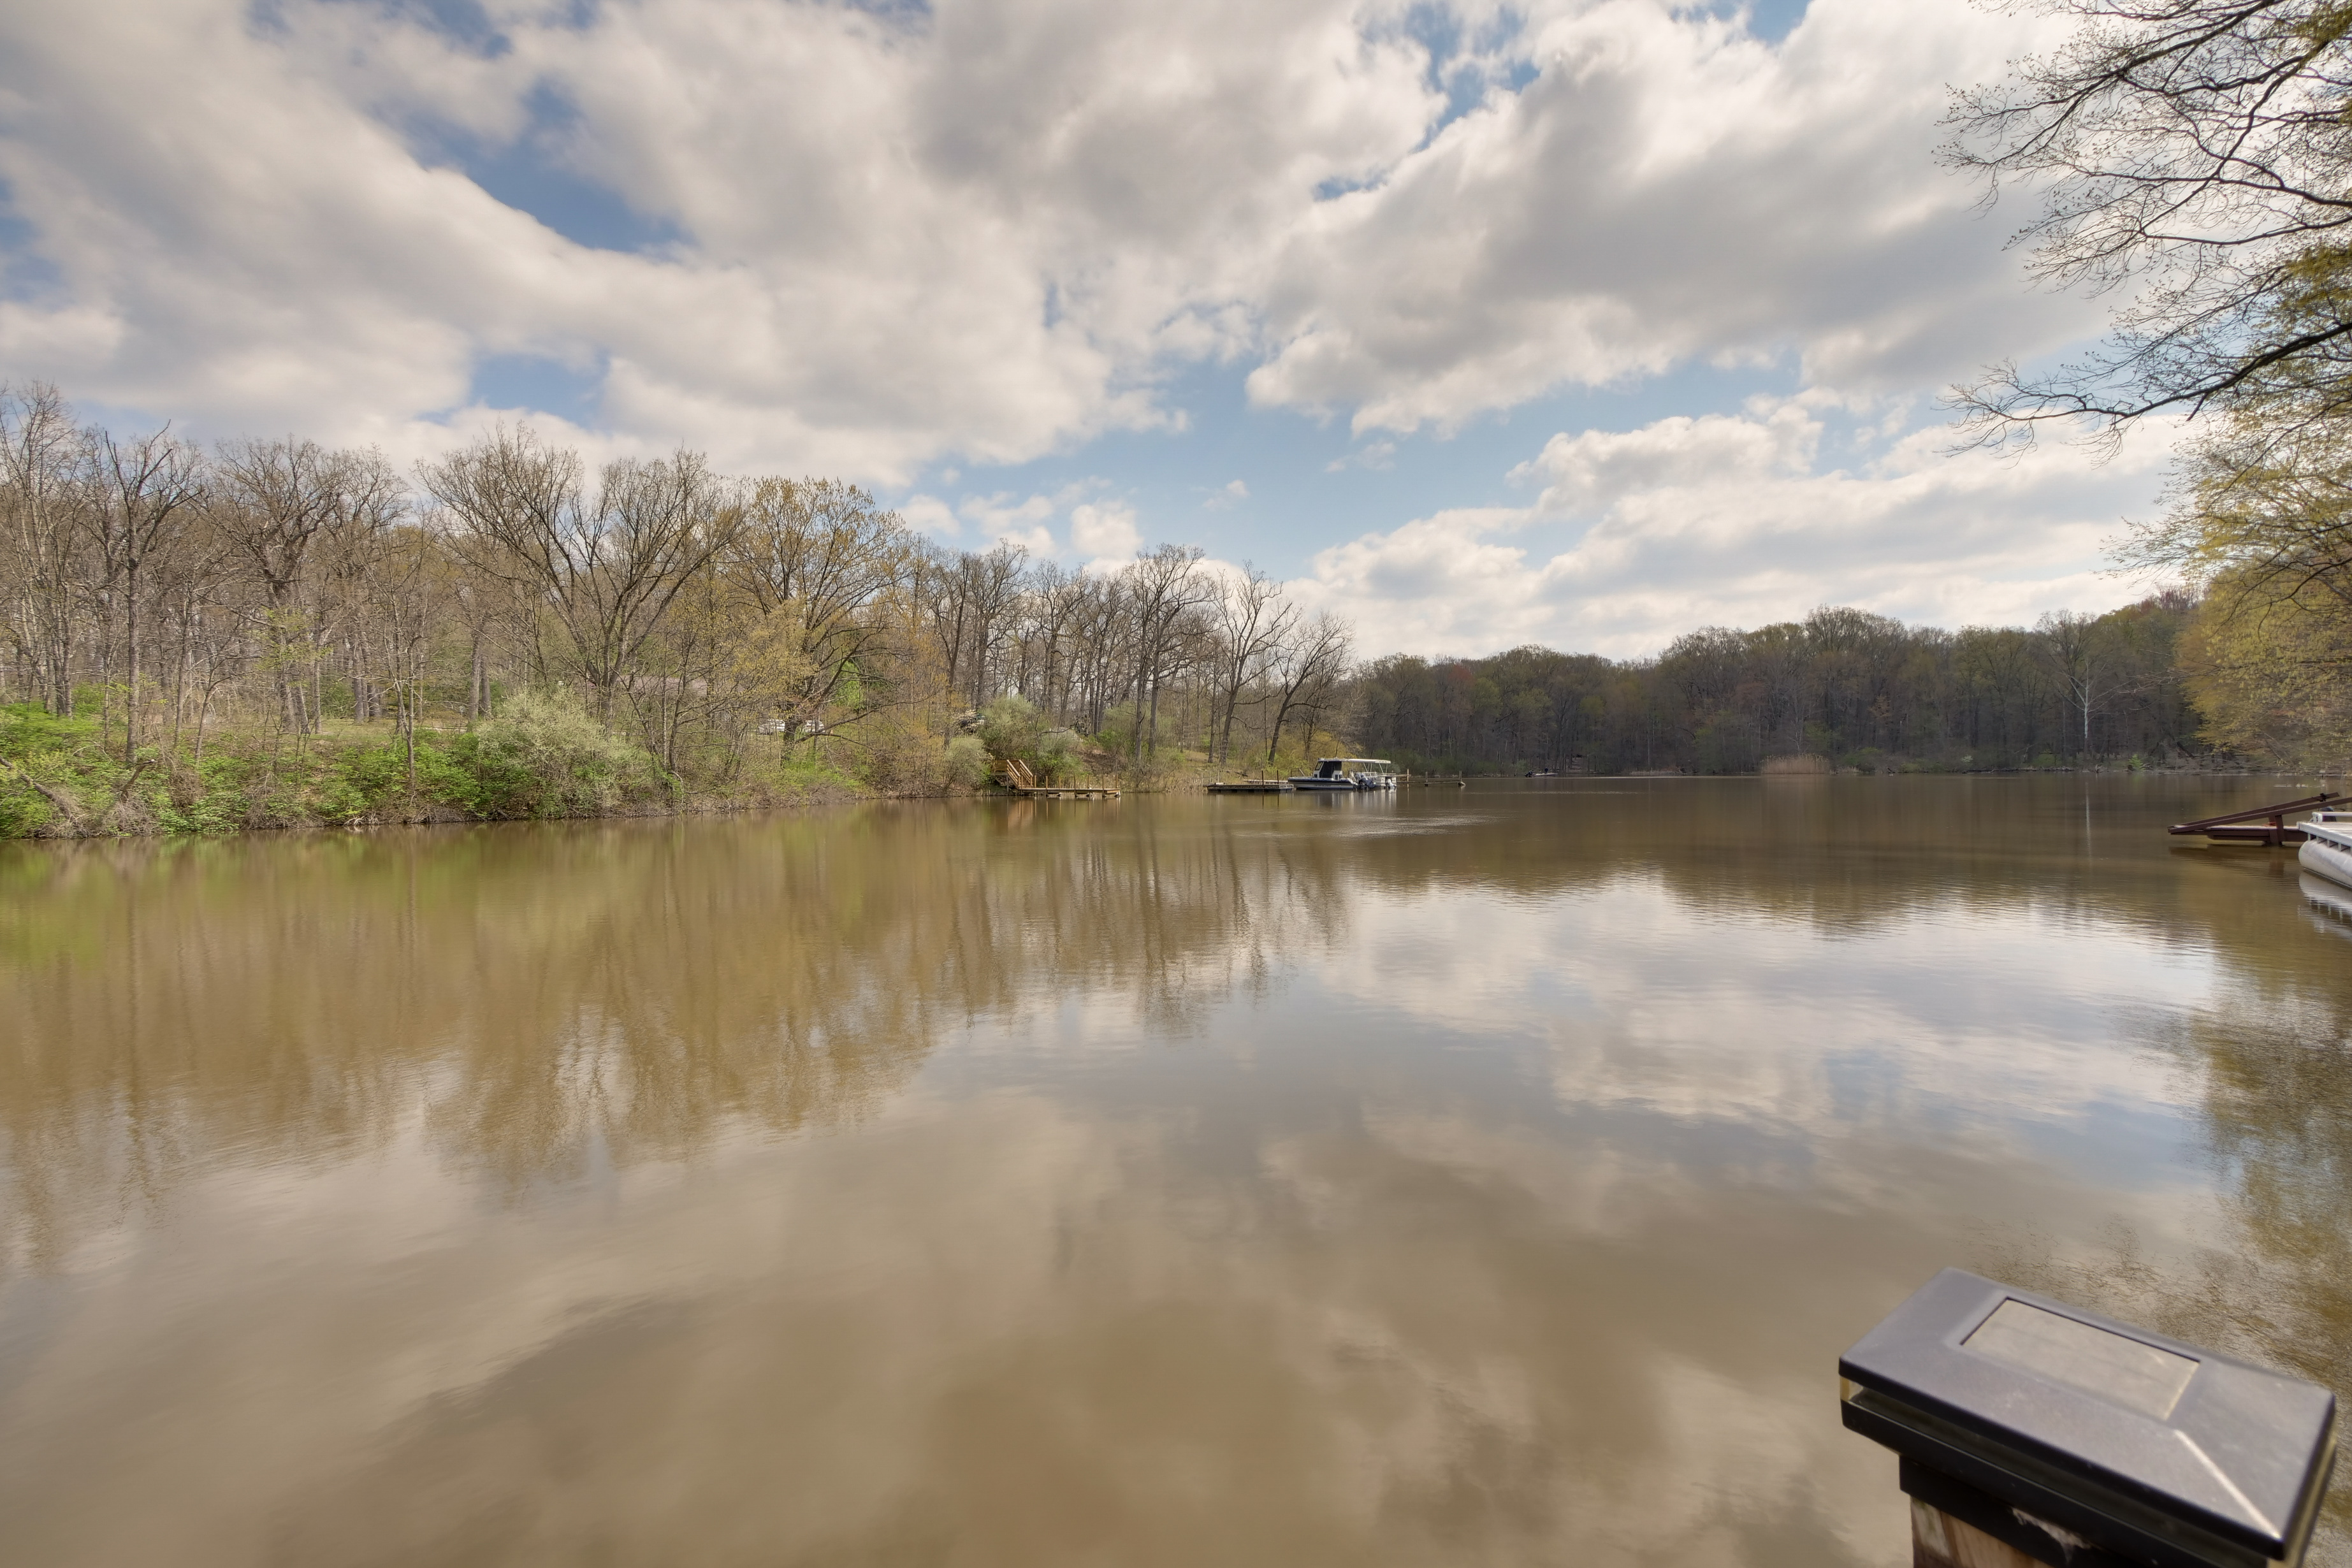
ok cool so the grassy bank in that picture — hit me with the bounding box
[0,698,869,839]
[0,684,1370,839]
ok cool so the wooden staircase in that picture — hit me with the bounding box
[994,758,1119,799]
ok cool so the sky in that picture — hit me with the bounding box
[0,0,2182,658]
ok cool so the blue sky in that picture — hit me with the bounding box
[894,357,1803,580]
[1,0,2170,656]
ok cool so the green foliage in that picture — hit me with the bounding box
[2140,416,2352,769]
[1091,701,1173,768]
[1034,726,1078,783]
[0,692,730,839]
[769,755,866,800]
[2183,581,2352,771]
[1093,701,1138,757]
[943,734,991,787]
[453,690,662,818]
[0,704,99,836]
[0,702,98,759]
[970,693,1080,782]
[976,693,1045,762]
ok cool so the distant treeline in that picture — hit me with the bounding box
[1348,597,2203,775]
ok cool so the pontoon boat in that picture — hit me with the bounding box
[2300,806,2352,890]
[1288,757,1398,791]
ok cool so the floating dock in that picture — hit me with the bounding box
[1206,780,1291,793]
[2168,790,2341,846]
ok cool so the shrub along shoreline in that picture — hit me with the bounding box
[0,690,1295,839]
[0,695,874,839]
[4,689,2270,845]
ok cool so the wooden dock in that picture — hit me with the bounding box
[994,759,1119,798]
[1207,780,1291,793]
[2168,790,2341,846]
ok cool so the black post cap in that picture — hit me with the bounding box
[1840,1268,2337,1568]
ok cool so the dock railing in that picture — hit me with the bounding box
[2168,791,2341,846]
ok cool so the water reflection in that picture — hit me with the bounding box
[0,804,1354,1264]
[2309,874,2352,941]
[0,780,2345,1567]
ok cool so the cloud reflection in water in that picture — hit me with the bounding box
[0,780,2344,1567]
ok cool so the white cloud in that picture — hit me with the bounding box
[0,0,2100,479]
[1296,402,2176,657]
[0,0,2181,645]
[1326,439,1398,473]
[892,482,1167,562]
[954,488,1061,548]
[896,494,963,538]
[0,0,1432,476]
[1070,500,1143,561]
[1248,0,2095,433]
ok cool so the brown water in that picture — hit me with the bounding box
[1,778,2346,1568]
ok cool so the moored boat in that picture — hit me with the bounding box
[1288,757,1398,791]
[2299,806,2352,890]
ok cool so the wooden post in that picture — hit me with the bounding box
[1912,1499,2044,1568]
[1847,1273,2336,1568]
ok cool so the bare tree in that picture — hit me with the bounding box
[368,526,447,793]
[1018,562,1093,720]
[82,426,207,761]
[1265,610,1353,764]
[917,540,1028,720]
[1119,543,1211,766]
[1209,563,1296,766]
[212,438,404,734]
[2036,609,2105,756]
[425,428,737,720]
[726,477,916,727]
[419,425,580,692]
[1,382,88,715]
[3,384,1395,823]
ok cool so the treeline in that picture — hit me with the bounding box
[0,384,1352,835]
[2,372,2321,838]
[1350,598,2205,775]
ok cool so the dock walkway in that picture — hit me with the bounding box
[2168,790,2341,846]
[994,759,1119,799]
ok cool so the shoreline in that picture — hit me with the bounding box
[6,762,2329,844]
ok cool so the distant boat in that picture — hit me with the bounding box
[2300,806,2352,890]
[1289,757,1398,791]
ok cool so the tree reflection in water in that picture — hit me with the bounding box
[0,802,1354,1264]
[0,779,2347,1566]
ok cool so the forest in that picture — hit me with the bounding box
[0,384,1356,836]
[1351,597,2205,776]
[0,377,2316,839]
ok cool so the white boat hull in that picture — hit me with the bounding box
[2300,825,2352,890]
[1288,759,1398,791]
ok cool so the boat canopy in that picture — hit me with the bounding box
[1318,758,1395,769]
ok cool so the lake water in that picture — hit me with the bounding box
[2,778,2346,1568]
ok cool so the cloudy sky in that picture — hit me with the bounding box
[0,0,2178,657]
